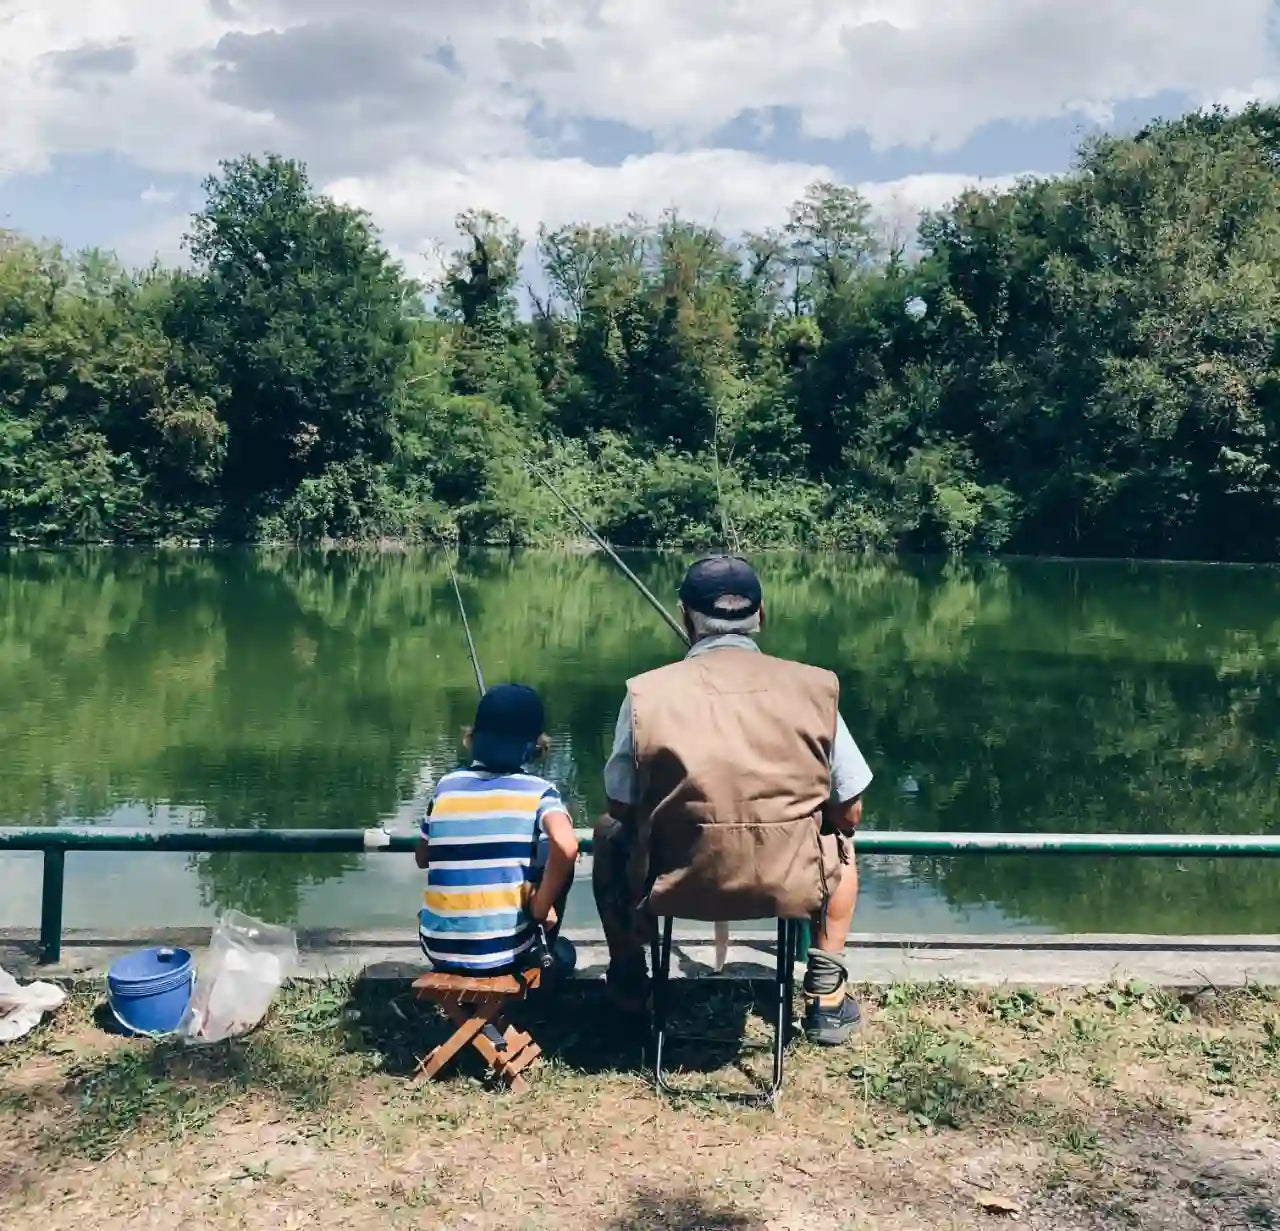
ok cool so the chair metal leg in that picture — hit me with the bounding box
[650,916,794,1108]
[782,918,798,1047]
[650,916,673,1088]
[771,919,791,1091]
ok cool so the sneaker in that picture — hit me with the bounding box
[536,937,576,996]
[803,986,863,1046]
[551,936,577,976]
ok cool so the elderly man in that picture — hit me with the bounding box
[595,555,871,1046]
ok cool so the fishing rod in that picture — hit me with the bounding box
[518,453,745,967]
[519,452,690,646]
[446,551,560,981]
[446,555,486,696]
[365,557,489,850]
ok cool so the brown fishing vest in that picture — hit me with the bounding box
[627,646,841,921]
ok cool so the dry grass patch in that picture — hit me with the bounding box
[0,976,1277,1229]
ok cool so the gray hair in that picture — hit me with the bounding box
[682,594,761,639]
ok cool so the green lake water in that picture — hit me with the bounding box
[3,549,1280,937]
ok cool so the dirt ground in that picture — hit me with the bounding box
[1,976,1278,1230]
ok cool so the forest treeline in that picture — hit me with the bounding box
[5,105,1280,557]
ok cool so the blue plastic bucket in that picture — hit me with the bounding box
[106,947,194,1037]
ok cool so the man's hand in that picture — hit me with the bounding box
[828,795,862,837]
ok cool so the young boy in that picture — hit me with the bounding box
[415,683,579,974]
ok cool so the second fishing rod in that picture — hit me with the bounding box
[513,456,740,971]
[445,554,564,979]
[518,452,690,645]
[447,556,486,697]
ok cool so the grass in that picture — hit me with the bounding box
[848,1019,1011,1129]
[2,977,1279,1229]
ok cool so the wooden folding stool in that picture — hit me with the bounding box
[410,967,544,1095]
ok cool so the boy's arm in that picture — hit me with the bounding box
[530,809,579,924]
[414,796,434,869]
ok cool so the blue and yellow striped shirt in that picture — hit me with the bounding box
[418,767,569,972]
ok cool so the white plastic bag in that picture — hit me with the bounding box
[0,966,67,1043]
[176,911,297,1045]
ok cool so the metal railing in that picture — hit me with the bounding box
[5,825,1280,965]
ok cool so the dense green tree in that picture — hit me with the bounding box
[171,155,419,535]
[910,107,1280,558]
[8,109,1280,556]
[0,237,223,540]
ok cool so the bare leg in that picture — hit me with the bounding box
[803,852,862,1043]
[811,857,858,953]
[591,816,650,1010]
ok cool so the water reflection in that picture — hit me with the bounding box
[2,549,1279,935]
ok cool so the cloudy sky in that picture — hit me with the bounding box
[2,0,1278,277]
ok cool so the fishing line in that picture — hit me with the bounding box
[447,554,486,697]
[518,451,690,646]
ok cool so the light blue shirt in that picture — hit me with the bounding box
[603,634,873,806]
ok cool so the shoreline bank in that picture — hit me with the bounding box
[6,927,1280,988]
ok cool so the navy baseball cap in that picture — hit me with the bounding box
[471,683,545,770]
[678,555,763,619]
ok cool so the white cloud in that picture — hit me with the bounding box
[139,184,176,204]
[2,0,1276,184]
[329,150,834,251]
[0,3,295,179]
[325,152,1043,282]
[1212,77,1280,112]
[0,0,1275,272]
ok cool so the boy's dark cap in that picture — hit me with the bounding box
[471,683,544,771]
[678,555,762,619]
[474,683,544,738]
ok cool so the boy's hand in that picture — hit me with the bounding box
[529,890,558,928]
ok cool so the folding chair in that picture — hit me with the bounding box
[410,966,544,1096]
[649,917,799,1107]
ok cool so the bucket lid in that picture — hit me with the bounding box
[107,946,193,991]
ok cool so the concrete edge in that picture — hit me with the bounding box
[6,928,1280,989]
[6,927,1280,950]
